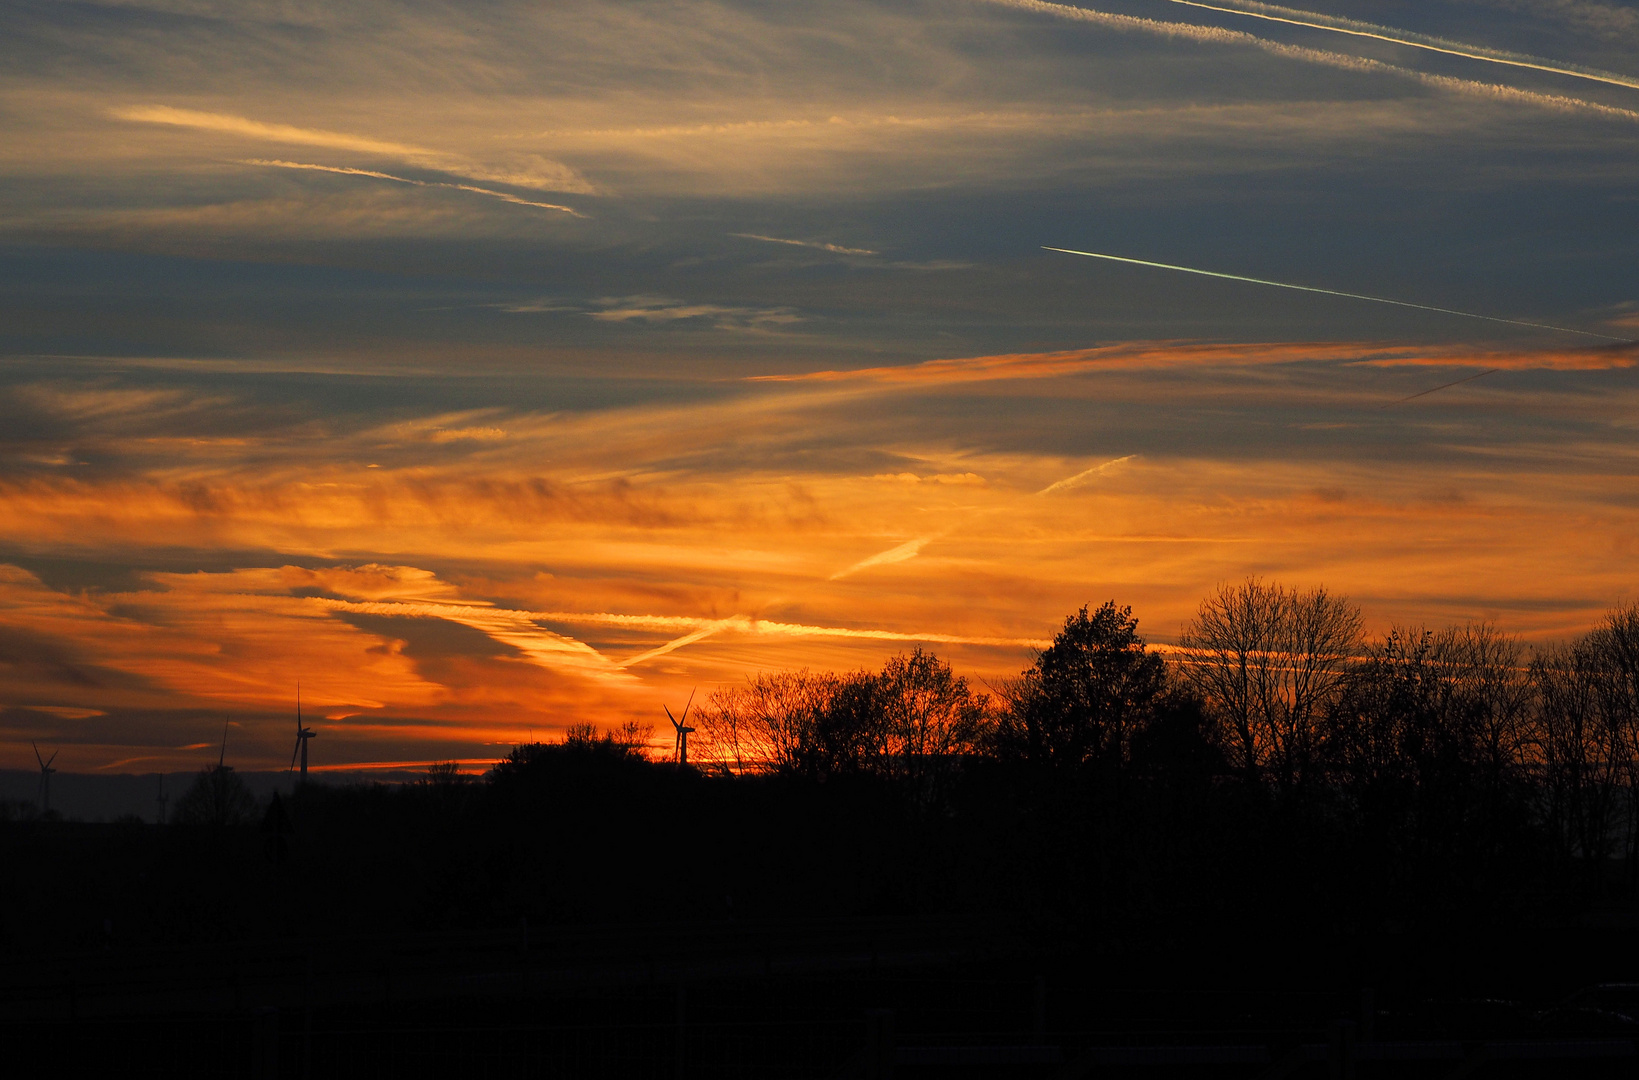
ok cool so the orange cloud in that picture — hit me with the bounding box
[5,338,1639,771]
[750,340,1638,386]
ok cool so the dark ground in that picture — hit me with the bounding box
[5,743,1639,1078]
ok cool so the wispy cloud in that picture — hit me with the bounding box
[730,233,878,256]
[113,105,436,157]
[1043,246,1632,341]
[530,608,1050,649]
[751,341,1407,386]
[311,591,1051,670]
[310,597,639,684]
[1038,455,1138,494]
[750,340,1639,387]
[584,295,802,329]
[114,105,597,193]
[241,159,582,214]
[1161,0,1639,91]
[619,626,724,668]
[983,0,1639,122]
[831,536,934,580]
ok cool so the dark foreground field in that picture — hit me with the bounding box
[5,904,1639,1079]
[5,747,1639,1079]
[10,600,1639,1076]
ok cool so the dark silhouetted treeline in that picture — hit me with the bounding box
[5,580,1639,967]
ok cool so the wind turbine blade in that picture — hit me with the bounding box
[290,737,301,772]
[46,751,57,768]
[219,718,229,768]
[680,687,696,725]
[665,705,680,731]
[32,741,44,769]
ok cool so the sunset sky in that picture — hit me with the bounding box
[2,0,1637,772]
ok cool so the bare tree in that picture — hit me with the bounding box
[1585,603,1639,870]
[695,670,835,773]
[1178,578,1362,790]
[562,720,654,758]
[696,652,986,782]
[875,648,989,792]
[1435,622,1532,795]
[1532,638,1626,872]
[1323,623,1531,857]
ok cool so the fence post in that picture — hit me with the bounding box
[251,1006,280,1080]
[675,982,687,1080]
[1328,1019,1357,1080]
[865,1007,895,1080]
[520,916,531,998]
[302,951,314,1080]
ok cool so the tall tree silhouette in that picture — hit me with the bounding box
[1179,578,1361,790]
[995,602,1166,772]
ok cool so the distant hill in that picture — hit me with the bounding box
[0,767,442,822]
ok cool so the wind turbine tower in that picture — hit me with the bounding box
[290,684,316,782]
[665,689,696,766]
[32,742,57,815]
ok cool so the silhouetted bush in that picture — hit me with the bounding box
[171,765,256,827]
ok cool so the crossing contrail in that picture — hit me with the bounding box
[1381,367,1500,408]
[1043,247,1631,342]
[1160,0,1639,93]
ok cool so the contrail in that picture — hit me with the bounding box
[731,233,877,256]
[1161,0,1639,92]
[1381,367,1500,407]
[309,597,634,681]
[313,598,1049,672]
[982,0,1639,122]
[242,159,582,215]
[1038,454,1137,495]
[1043,247,1631,342]
[620,625,723,668]
[831,536,933,580]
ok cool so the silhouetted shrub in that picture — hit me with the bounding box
[171,765,256,827]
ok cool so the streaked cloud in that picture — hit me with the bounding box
[1038,454,1138,495]
[751,341,1639,387]
[1161,0,1639,90]
[241,160,581,214]
[113,105,439,159]
[584,296,802,329]
[985,0,1639,122]
[831,537,936,580]
[730,233,879,256]
[1042,246,1632,342]
[310,597,639,685]
[114,105,598,193]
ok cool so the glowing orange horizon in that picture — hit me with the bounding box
[3,340,1636,772]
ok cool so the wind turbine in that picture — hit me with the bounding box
[665,689,696,765]
[290,684,316,782]
[32,742,57,815]
[155,774,169,825]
